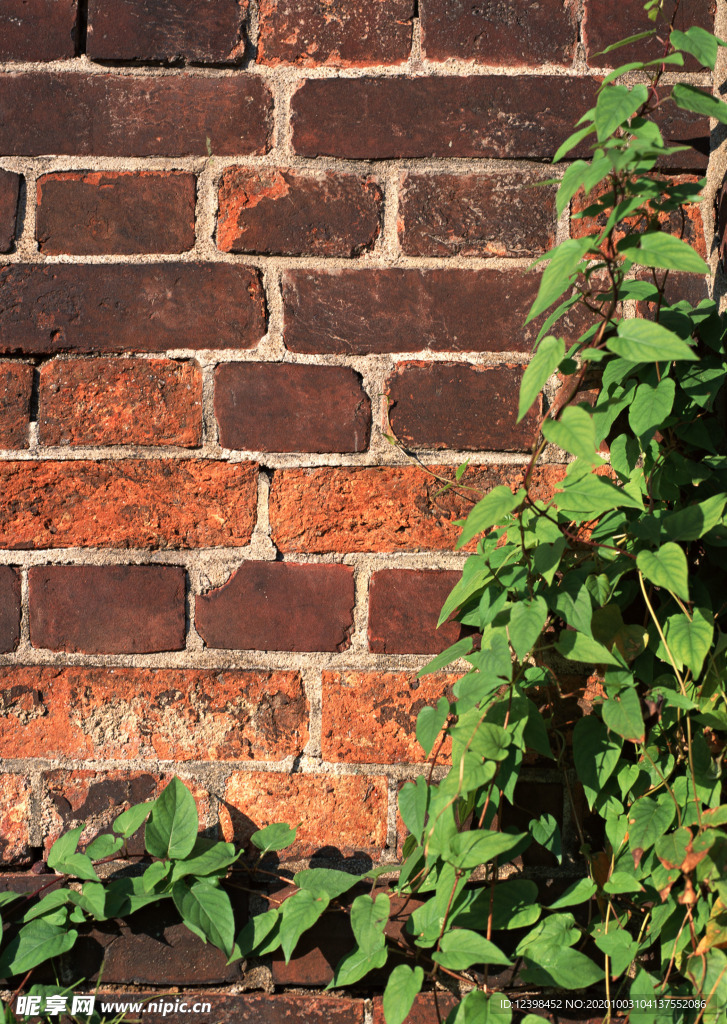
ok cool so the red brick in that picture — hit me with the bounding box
[584,0,716,67]
[36,172,196,256]
[0,566,21,654]
[0,666,308,761]
[387,361,539,451]
[87,0,245,62]
[282,268,591,355]
[217,167,382,256]
[271,907,355,986]
[38,358,203,448]
[0,73,271,156]
[368,569,463,655]
[421,0,578,66]
[221,772,388,857]
[149,995,365,1024]
[29,564,186,653]
[398,171,556,257]
[322,671,457,764]
[270,465,564,553]
[0,361,32,449]
[0,264,265,356]
[215,363,370,453]
[0,775,32,866]
[291,75,597,159]
[0,0,77,61]
[196,562,354,652]
[372,993,459,1024]
[0,460,257,549]
[258,0,414,66]
[0,171,20,253]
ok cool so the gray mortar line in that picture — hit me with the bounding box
[302,668,323,760]
[246,0,261,51]
[249,466,278,560]
[18,567,30,647]
[384,777,401,859]
[200,360,220,447]
[381,163,402,257]
[347,561,371,655]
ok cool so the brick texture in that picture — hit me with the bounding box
[36,172,197,255]
[221,772,388,857]
[0,566,21,654]
[0,0,78,62]
[387,362,540,450]
[584,0,716,67]
[368,569,463,654]
[29,565,186,653]
[38,358,203,447]
[0,460,257,548]
[258,0,414,66]
[0,775,32,866]
[86,0,246,63]
[0,171,20,252]
[421,0,578,66]
[214,363,370,453]
[195,562,355,652]
[398,171,556,257]
[0,265,266,355]
[217,167,382,256]
[0,361,33,449]
[0,667,308,761]
[372,993,459,1024]
[0,74,271,156]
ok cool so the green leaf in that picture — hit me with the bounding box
[508,596,547,661]
[383,965,424,1024]
[232,909,279,958]
[278,889,330,963]
[625,230,709,274]
[21,889,72,923]
[416,696,450,756]
[602,686,644,742]
[595,84,649,141]
[637,543,690,601]
[671,83,727,125]
[602,871,644,894]
[249,822,297,855]
[521,946,604,989]
[553,124,596,162]
[595,30,655,56]
[113,800,155,839]
[529,814,562,864]
[142,860,170,893]
[665,608,713,677]
[628,797,676,856]
[518,335,564,421]
[171,839,240,883]
[609,319,695,362]
[554,473,643,518]
[555,630,623,667]
[670,27,718,68]
[664,494,727,541]
[172,879,235,957]
[351,893,389,954]
[0,920,78,977]
[84,834,124,860]
[527,238,593,322]
[628,378,675,438]
[448,830,527,870]
[573,717,621,809]
[47,826,99,883]
[457,486,525,549]
[145,777,198,861]
[328,943,388,988]
[548,878,597,909]
[433,929,512,971]
[543,405,597,460]
[398,776,429,843]
[294,868,361,901]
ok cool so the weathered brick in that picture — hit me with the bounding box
[421,0,578,66]
[215,363,370,453]
[221,772,388,857]
[151,995,364,1024]
[0,0,77,61]
[87,0,245,62]
[398,171,556,257]
[291,75,596,159]
[0,171,20,253]
[322,672,456,763]
[196,562,354,652]
[0,264,266,356]
[0,460,257,549]
[282,268,591,355]
[36,172,196,255]
[0,666,308,761]
[271,906,355,986]
[372,993,459,1024]
[584,0,716,67]
[29,565,186,653]
[270,465,564,552]
[38,358,203,448]
[0,361,32,449]
[0,775,32,866]
[217,167,382,256]
[258,0,413,66]
[0,73,271,156]
[387,362,539,450]
[0,566,21,654]
[368,569,463,654]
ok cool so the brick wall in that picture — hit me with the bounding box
[0,0,722,1011]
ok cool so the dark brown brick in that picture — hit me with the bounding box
[584,0,716,67]
[215,363,370,453]
[653,100,711,171]
[87,0,245,63]
[151,994,364,1024]
[502,780,564,867]
[0,172,20,253]
[38,357,203,447]
[372,993,459,1024]
[196,562,354,652]
[291,75,596,159]
[0,361,32,449]
[0,566,21,654]
[271,906,355,986]
[398,171,556,257]
[368,569,463,654]
[217,167,382,256]
[0,776,32,866]
[36,171,196,255]
[0,264,265,355]
[0,0,77,61]
[282,268,592,355]
[258,0,414,66]
[29,565,186,653]
[387,361,539,450]
[0,73,271,156]
[421,0,578,66]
